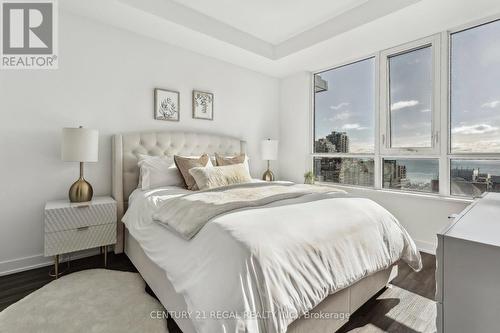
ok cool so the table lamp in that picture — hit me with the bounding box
[61,126,99,202]
[261,139,278,181]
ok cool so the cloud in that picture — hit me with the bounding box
[452,139,500,153]
[332,111,350,121]
[452,124,499,135]
[391,100,419,111]
[330,102,350,110]
[481,101,500,109]
[420,108,431,113]
[342,123,367,130]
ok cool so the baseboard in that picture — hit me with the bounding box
[415,239,436,255]
[0,248,100,277]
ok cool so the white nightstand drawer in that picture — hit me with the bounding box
[44,223,116,256]
[45,201,116,232]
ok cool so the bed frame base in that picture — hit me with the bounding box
[125,228,397,333]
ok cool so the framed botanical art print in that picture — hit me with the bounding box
[192,90,214,120]
[154,88,180,121]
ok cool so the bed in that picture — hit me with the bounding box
[111,130,421,333]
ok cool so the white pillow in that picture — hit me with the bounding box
[188,164,253,190]
[137,155,184,190]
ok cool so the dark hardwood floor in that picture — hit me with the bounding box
[0,252,436,333]
[338,252,436,333]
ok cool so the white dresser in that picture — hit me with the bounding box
[436,192,500,333]
[44,196,117,277]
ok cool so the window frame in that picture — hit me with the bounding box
[379,34,442,156]
[448,18,500,157]
[310,55,379,189]
[313,156,376,188]
[449,157,500,198]
[445,16,500,196]
[381,157,440,194]
[310,15,500,198]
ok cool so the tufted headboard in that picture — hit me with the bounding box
[112,130,246,252]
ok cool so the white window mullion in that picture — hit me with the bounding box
[379,51,389,155]
[440,31,450,196]
[374,51,382,189]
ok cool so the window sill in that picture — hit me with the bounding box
[314,182,474,204]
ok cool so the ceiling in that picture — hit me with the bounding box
[171,0,370,44]
[61,0,500,78]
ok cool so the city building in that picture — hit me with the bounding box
[314,157,373,186]
[339,159,374,186]
[383,160,407,189]
[315,138,336,153]
[325,131,350,153]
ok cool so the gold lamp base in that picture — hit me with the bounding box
[262,169,275,182]
[69,162,93,203]
[69,177,93,202]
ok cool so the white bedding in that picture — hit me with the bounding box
[123,184,421,333]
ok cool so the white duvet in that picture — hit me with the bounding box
[122,184,422,333]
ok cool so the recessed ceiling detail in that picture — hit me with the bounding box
[61,0,493,78]
[170,0,371,44]
[118,0,421,59]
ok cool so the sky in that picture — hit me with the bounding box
[314,58,375,153]
[451,160,500,176]
[315,19,500,154]
[389,46,432,148]
[451,19,500,153]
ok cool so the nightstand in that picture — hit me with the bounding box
[44,196,117,278]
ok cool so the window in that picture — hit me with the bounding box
[383,159,439,193]
[314,58,375,154]
[312,58,375,187]
[450,20,500,153]
[378,36,441,194]
[449,19,500,197]
[388,47,433,148]
[450,160,500,197]
[311,18,500,197]
[380,35,440,155]
[314,157,374,187]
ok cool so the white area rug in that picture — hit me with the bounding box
[0,269,168,333]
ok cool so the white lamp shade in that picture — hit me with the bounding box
[261,139,278,161]
[61,127,99,162]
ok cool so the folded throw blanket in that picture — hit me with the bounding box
[153,182,345,239]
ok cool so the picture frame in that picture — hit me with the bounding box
[154,88,180,121]
[192,90,214,120]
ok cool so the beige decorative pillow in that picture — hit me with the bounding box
[215,153,245,165]
[188,164,253,190]
[174,154,211,190]
[215,153,249,171]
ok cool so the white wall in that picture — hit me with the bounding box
[0,12,279,275]
[279,72,312,183]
